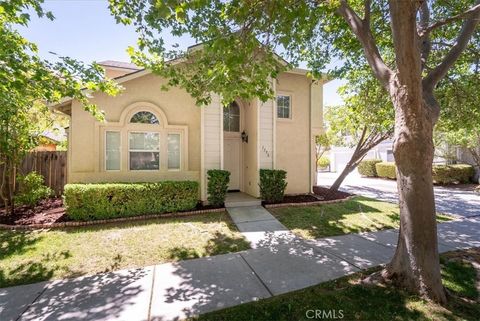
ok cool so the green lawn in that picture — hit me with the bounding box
[0,211,250,288]
[269,196,452,239]
[195,249,480,321]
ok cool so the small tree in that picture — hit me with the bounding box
[0,2,120,214]
[327,70,393,191]
[315,133,330,172]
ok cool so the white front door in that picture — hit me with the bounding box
[223,101,242,191]
[224,137,241,190]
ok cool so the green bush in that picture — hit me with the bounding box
[259,169,287,203]
[432,164,474,184]
[207,169,230,206]
[375,162,397,180]
[317,156,330,169]
[358,159,382,177]
[64,181,199,221]
[15,172,52,206]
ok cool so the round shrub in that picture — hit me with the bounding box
[64,181,199,221]
[16,172,52,206]
[207,169,230,206]
[259,169,287,203]
[432,164,474,184]
[317,156,330,169]
[375,162,397,180]
[358,159,382,177]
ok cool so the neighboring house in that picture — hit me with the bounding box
[52,60,327,201]
[32,130,66,152]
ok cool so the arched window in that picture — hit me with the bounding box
[130,111,159,124]
[223,102,240,132]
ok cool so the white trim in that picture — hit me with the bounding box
[276,92,293,121]
[200,106,206,200]
[96,101,188,174]
[272,79,277,169]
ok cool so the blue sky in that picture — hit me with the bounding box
[19,0,344,105]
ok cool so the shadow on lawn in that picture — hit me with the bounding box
[271,197,398,239]
[168,231,251,261]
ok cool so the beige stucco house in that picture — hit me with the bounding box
[53,60,326,201]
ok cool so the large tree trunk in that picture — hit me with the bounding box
[385,87,446,304]
[381,1,447,304]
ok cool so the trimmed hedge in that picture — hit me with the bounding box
[373,162,474,184]
[259,169,287,202]
[432,164,474,184]
[375,162,397,180]
[207,169,230,206]
[64,181,199,221]
[317,156,330,169]
[358,159,382,177]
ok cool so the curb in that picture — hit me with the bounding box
[0,207,226,231]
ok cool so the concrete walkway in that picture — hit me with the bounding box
[2,216,480,321]
[226,205,299,248]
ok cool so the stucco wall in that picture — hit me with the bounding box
[69,73,201,183]
[275,73,313,194]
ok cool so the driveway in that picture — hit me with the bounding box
[318,171,480,218]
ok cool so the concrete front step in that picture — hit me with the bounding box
[225,192,262,207]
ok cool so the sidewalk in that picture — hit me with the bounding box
[1,216,479,321]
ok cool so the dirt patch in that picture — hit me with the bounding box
[313,186,353,201]
[0,198,67,225]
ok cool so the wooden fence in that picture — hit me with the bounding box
[1,151,67,198]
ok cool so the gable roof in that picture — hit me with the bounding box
[98,60,141,71]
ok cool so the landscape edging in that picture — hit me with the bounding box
[0,207,226,230]
[263,195,356,209]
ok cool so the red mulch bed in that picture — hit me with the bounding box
[0,199,224,227]
[0,198,67,226]
[262,194,321,205]
[313,186,353,201]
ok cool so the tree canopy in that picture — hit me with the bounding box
[0,0,120,212]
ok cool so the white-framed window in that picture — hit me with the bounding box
[105,131,121,171]
[128,132,160,170]
[277,94,291,119]
[168,133,181,170]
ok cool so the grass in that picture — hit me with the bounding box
[195,249,480,321]
[269,196,452,239]
[0,211,250,288]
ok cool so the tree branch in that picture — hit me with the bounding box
[364,0,371,24]
[419,2,480,38]
[418,1,431,70]
[337,0,393,89]
[423,0,480,90]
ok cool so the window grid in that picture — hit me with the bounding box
[128,132,160,171]
[223,102,240,132]
[277,95,291,119]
